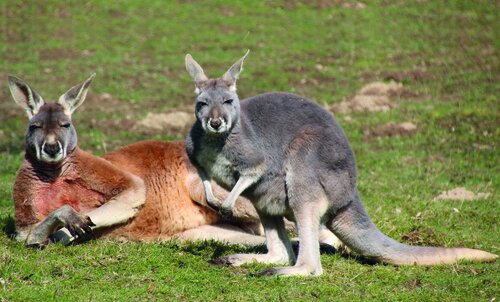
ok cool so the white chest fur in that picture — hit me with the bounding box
[197,148,236,187]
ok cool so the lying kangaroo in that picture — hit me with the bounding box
[185,52,498,276]
[8,74,272,247]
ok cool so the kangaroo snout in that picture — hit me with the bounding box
[42,141,61,157]
[206,117,229,133]
[209,118,222,130]
[40,140,64,162]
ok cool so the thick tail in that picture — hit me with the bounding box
[328,193,498,265]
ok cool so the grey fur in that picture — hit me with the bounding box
[185,54,497,276]
[8,74,95,165]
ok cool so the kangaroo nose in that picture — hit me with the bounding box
[43,142,61,157]
[210,119,222,130]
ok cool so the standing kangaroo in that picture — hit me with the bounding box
[8,74,271,247]
[185,52,498,276]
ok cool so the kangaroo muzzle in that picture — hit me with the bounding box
[206,117,229,134]
[43,141,61,157]
[209,118,222,130]
[39,140,65,163]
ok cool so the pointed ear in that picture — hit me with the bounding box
[58,73,96,116]
[185,54,208,94]
[8,76,45,119]
[222,50,250,92]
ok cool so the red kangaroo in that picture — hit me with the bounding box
[9,74,272,248]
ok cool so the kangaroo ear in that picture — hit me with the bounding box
[185,54,208,94]
[8,76,45,119]
[222,50,250,92]
[58,73,96,116]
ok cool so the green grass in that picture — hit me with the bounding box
[0,0,498,301]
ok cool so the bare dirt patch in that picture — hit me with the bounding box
[133,111,195,136]
[365,122,417,138]
[402,227,439,246]
[405,279,422,291]
[330,81,405,113]
[357,81,405,96]
[382,68,428,83]
[434,187,490,201]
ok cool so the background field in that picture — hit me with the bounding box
[0,1,498,301]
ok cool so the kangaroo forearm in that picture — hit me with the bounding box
[202,178,218,204]
[19,205,75,246]
[21,216,63,245]
[221,175,260,211]
[86,180,145,228]
[185,170,260,223]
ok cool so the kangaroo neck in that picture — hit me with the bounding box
[25,147,77,182]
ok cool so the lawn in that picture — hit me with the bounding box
[0,1,498,301]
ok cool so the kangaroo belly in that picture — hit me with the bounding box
[34,178,106,219]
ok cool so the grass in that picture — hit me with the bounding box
[0,0,498,301]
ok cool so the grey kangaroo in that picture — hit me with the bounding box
[185,51,498,276]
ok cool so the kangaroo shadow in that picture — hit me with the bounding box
[1,215,17,239]
[176,239,379,266]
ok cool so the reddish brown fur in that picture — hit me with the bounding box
[14,140,227,241]
[99,140,220,240]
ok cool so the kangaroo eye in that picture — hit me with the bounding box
[196,101,208,111]
[224,99,233,104]
[29,124,42,130]
[60,123,71,128]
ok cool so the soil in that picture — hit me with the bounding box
[402,227,438,246]
[366,122,418,138]
[434,187,490,201]
[133,111,195,135]
[382,68,428,83]
[330,81,405,113]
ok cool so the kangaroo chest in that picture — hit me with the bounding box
[196,146,237,188]
[33,177,106,218]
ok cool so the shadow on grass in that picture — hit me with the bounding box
[1,215,16,239]
[167,238,379,267]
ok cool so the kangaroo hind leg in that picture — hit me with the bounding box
[261,167,326,276]
[214,214,295,266]
[173,224,266,246]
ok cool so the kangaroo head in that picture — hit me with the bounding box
[8,74,95,164]
[185,51,249,135]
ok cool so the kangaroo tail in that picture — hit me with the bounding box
[328,192,498,265]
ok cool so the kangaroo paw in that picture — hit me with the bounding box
[259,265,322,277]
[26,239,49,249]
[219,206,234,220]
[60,208,95,242]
